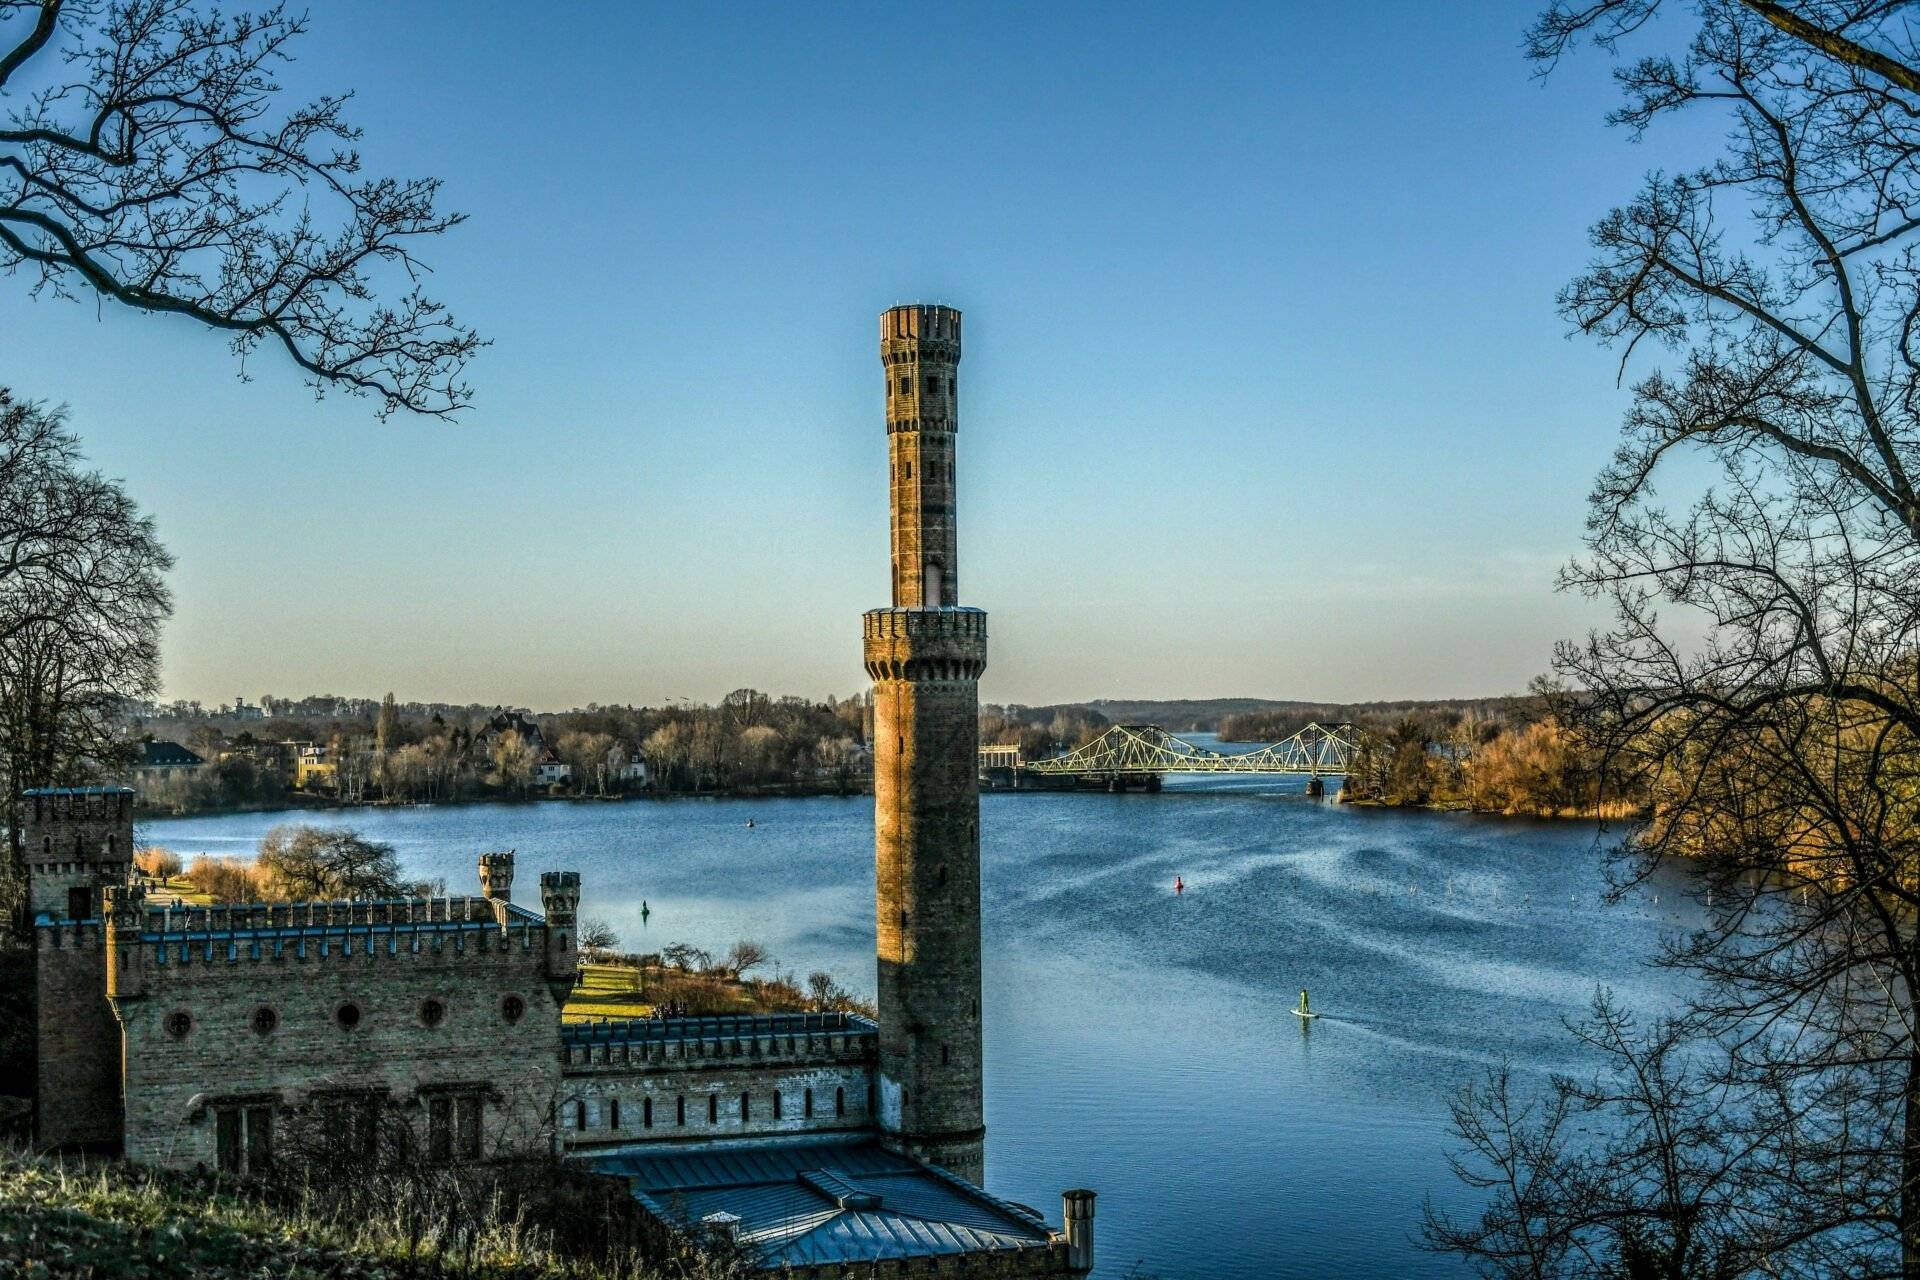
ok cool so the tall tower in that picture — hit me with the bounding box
[864,304,987,1185]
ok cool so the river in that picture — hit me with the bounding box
[144,751,1697,1279]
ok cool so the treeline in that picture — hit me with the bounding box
[978,703,1111,761]
[136,687,871,813]
[1338,704,1642,818]
[1218,696,1541,743]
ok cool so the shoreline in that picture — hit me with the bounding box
[135,781,873,821]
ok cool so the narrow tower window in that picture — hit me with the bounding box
[837,1086,846,1118]
[740,1092,751,1121]
[676,1096,686,1126]
[708,1095,718,1124]
[805,1088,814,1119]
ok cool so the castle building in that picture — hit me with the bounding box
[28,306,1094,1276]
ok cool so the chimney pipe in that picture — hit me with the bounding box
[1063,1189,1096,1273]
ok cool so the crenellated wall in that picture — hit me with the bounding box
[558,1013,878,1148]
[111,894,566,1169]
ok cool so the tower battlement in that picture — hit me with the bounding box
[24,785,135,921]
[862,607,987,682]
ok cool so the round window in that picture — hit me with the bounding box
[335,1002,362,1031]
[251,1006,278,1036]
[164,1010,192,1040]
[420,998,446,1028]
[501,994,526,1024]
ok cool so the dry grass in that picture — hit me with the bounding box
[0,1144,750,1279]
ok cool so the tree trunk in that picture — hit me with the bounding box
[1905,1051,1920,1280]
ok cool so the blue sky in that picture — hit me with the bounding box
[1,2,1716,708]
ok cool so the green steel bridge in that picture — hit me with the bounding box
[983,722,1362,791]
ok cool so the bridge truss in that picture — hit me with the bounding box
[1023,722,1361,778]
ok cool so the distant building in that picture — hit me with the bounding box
[532,748,571,788]
[474,709,547,757]
[132,740,204,783]
[225,697,264,722]
[610,748,650,788]
[292,744,337,791]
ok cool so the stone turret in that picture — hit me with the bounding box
[479,850,514,902]
[864,304,987,1185]
[103,882,147,1003]
[23,785,135,921]
[538,871,581,1004]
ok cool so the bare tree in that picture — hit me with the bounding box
[724,939,768,978]
[577,916,619,956]
[1457,2,1920,1274]
[255,824,407,899]
[0,391,168,921]
[0,1,480,416]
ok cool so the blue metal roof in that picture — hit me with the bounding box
[590,1136,1055,1268]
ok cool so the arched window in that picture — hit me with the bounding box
[610,1098,621,1130]
[575,1100,588,1131]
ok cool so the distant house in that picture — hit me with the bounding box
[533,748,571,788]
[293,744,337,791]
[611,748,650,788]
[133,740,204,783]
[474,709,547,758]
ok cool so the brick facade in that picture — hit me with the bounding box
[558,1013,878,1148]
[865,305,989,1186]
[32,922,120,1148]
[111,893,568,1168]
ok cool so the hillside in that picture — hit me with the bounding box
[1031,695,1539,737]
[0,1146,735,1280]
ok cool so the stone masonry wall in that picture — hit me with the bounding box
[115,913,564,1169]
[560,1057,876,1148]
[33,923,120,1148]
[24,789,134,920]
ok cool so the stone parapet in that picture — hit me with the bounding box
[563,1013,877,1072]
[863,607,987,682]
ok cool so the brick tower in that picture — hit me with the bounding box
[27,785,136,1149]
[863,304,987,1185]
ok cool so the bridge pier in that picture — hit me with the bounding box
[1145,774,1161,793]
[1306,776,1325,798]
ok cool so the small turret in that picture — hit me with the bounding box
[479,849,515,902]
[104,882,148,1002]
[539,871,581,1003]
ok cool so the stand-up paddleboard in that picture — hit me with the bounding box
[1292,989,1319,1020]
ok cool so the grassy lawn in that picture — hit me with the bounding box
[563,964,656,1022]
[562,963,791,1024]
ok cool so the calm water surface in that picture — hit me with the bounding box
[146,753,1698,1279]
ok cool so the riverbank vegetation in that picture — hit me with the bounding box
[1336,703,1643,819]
[131,687,871,817]
[1429,5,1920,1276]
